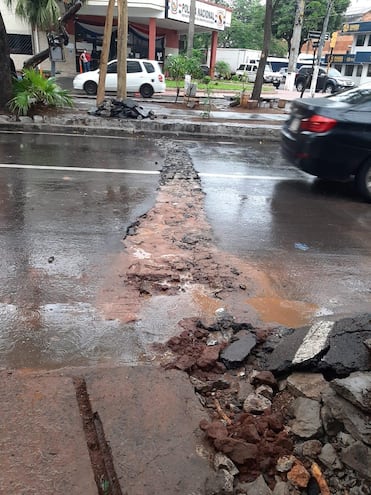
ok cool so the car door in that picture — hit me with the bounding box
[247,64,257,82]
[106,61,118,90]
[126,60,144,92]
[316,68,327,91]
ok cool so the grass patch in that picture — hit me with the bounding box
[165,79,275,93]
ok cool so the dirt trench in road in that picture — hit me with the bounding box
[97,140,317,336]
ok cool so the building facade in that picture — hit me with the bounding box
[2,0,231,76]
[334,14,371,85]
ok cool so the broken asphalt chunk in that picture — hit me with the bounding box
[261,314,371,377]
[220,331,256,369]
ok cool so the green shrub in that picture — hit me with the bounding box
[231,75,239,82]
[9,69,73,116]
[215,61,231,79]
[203,75,211,85]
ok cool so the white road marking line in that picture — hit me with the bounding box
[292,320,335,364]
[0,164,300,181]
[199,172,297,181]
[0,163,160,175]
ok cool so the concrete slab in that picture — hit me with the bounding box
[86,366,214,495]
[0,371,97,495]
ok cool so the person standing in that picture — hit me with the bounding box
[79,50,89,72]
[85,51,91,71]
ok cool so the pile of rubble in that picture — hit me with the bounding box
[158,313,371,494]
[88,97,156,120]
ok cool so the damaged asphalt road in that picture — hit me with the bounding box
[0,137,370,495]
[76,141,371,493]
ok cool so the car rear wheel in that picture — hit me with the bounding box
[296,81,305,92]
[324,83,335,94]
[84,81,98,95]
[355,160,371,202]
[140,84,154,98]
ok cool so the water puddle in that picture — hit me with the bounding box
[246,296,317,328]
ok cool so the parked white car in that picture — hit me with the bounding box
[73,59,166,98]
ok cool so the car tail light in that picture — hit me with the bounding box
[158,74,164,82]
[300,115,337,133]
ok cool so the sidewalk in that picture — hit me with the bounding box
[0,79,302,141]
[0,366,215,494]
[0,75,329,141]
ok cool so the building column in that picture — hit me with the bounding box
[210,31,218,78]
[148,18,156,60]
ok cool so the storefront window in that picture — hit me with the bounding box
[368,35,371,46]
[367,64,371,77]
[356,34,366,46]
[345,65,354,76]
[356,65,362,77]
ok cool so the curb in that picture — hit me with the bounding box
[0,117,282,142]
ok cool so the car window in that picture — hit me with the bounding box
[143,62,155,73]
[127,61,142,73]
[330,85,371,105]
[107,62,117,73]
[328,68,342,77]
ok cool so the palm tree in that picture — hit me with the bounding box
[0,0,62,110]
[12,0,60,29]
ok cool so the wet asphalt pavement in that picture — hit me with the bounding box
[189,140,371,325]
[0,132,370,369]
[0,132,162,368]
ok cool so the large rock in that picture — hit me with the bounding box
[322,388,371,446]
[318,443,343,470]
[330,371,371,412]
[214,437,258,465]
[290,397,323,439]
[340,441,371,480]
[286,372,327,401]
[236,474,273,495]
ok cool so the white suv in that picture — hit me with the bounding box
[73,59,166,98]
[236,63,282,88]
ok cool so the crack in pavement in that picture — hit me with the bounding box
[97,140,317,336]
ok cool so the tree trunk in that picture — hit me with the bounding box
[285,0,305,91]
[0,10,12,111]
[97,0,115,105]
[116,0,127,100]
[187,0,196,57]
[251,0,273,102]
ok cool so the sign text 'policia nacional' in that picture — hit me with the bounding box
[166,0,231,31]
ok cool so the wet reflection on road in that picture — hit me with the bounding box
[0,133,162,368]
[188,140,371,326]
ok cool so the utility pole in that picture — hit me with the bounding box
[97,0,115,106]
[285,0,305,91]
[309,0,333,97]
[117,0,128,99]
[187,0,196,57]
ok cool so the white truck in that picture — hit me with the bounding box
[208,48,261,75]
